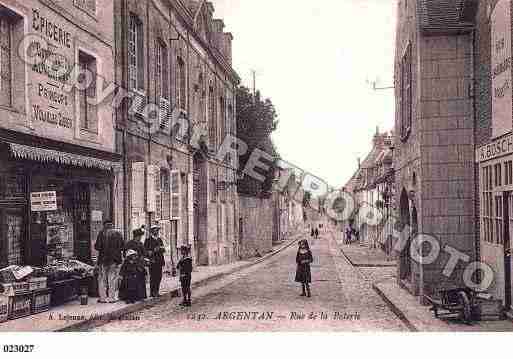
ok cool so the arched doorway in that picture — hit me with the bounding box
[399,189,411,281]
[193,152,208,265]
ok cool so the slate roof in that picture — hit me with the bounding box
[417,0,477,34]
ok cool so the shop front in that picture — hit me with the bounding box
[0,139,120,320]
[0,141,119,268]
[477,135,513,313]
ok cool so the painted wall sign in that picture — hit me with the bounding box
[29,8,75,137]
[491,0,513,138]
[30,191,58,211]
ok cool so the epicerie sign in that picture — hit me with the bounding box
[30,191,58,212]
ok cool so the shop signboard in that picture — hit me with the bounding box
[30,191,57,212]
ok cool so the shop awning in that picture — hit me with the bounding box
[8,143,121,171]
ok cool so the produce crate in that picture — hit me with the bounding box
[8,293,32,320]
[49,278,78,306]
[1,282,30,296]
[31,289,51,314]
[28,277,47,291]
[0,295,8,323]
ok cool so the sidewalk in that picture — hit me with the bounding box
[0,233,302,332]
[335,238,395,267]
[330,229,513,331]
[373,279,513,332]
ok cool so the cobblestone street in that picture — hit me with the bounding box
[90,232,407,332]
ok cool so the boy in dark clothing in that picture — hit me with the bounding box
[177,245,193,307]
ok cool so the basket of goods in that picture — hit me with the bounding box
[0,295,8,323]
[28,277,47,291]
[8,293,32,320]
[31,289,51,314]
[0,265,33,283]
[1,282,30,296]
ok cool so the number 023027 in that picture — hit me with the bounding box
[3,345,35,353]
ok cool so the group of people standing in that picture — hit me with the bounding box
[344,226,359,244]
[94,221,193,306]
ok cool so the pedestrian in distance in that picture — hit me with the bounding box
[345,227,352,244]
[295,239,313,297]
[119,249,147,304]
[145,224,166,297]
[94,220,125,303]
[310,227,315,238]
[314,227,319,239]
[177,245,193,307]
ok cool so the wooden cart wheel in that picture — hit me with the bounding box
[458,291,472,324]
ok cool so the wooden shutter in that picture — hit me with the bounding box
[0,18,11,107]
[131,162,145,231]
[147,165,158,213]
[171,170,181,220]
[162,170,171,220]
[187,173,194,246]
[136,20,144,91]
[131,162,145,209]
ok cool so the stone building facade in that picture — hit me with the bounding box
[113,0,240,268]
[474,0,513,313]
[352,129,394,251]
[0,0,120,267]
[393,0,477,299]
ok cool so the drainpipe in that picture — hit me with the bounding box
[471,28,479,266]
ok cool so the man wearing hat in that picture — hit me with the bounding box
[144,224,166,297]
[94,220,124,303]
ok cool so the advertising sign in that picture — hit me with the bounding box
[491,0,513,138]
[30,191,57,212]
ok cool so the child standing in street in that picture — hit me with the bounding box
[295,240,313,297]
[177,245,193,307]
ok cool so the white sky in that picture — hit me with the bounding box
[212,0,397,188]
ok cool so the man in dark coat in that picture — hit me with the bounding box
[145,224,166,297]
[94,221,124,303]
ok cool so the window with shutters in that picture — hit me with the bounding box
[228,103,234,136]
[129,14,144,91]
[156,169,171,221]
[155,40,169,100]
[0,15,12,108]
[177,57,186,110]
[208,86,217,150]
[482,165,494,243]
[78,51,98,133]
[400,44,412,141]
[198,73,206,124]
[171,171,181,220]
[155,169,162,220]
[219,96,226,144]
[210,178,217,203]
